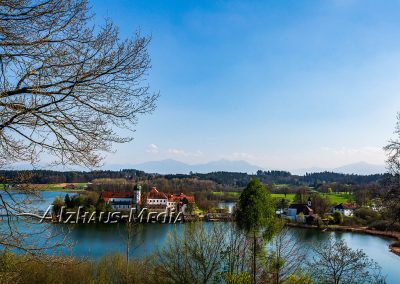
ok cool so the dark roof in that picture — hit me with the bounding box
[289,204,313,215]
[333,203,356,210]
[110,201,132,205]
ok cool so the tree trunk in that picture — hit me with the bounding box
[126,229,130,284]
[253,231,257,284]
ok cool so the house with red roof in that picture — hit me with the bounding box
[167,193,195,211]
[100,185,141,211]
[146,187,168,209]
[144,187,195,212]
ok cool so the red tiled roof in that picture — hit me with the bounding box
[334,203,356,210]
[147,187,168,200]
[100,191,134,202]
[167,193,195,203]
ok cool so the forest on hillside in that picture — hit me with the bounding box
[0,169,389,186]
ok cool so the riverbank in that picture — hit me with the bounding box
[1,188,86,193]
[286,222,400,256]
[389,241,400,256]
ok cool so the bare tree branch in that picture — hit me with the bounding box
[0,0,157,257]
[0,0,158,168]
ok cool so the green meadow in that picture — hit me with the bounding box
[212,191,352,205]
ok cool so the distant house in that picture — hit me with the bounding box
[63,184,76,189]
[100,185,141,211]
[146,187,168,209]
[332,203,356,217]
[144,187,195,213]
[167,193,195,213]
[100,191,134,210]
[287,203,313,223]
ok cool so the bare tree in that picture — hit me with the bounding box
[222,224,252,283]
[0,0,157,255]
[307,237,385,284]
[263,227,307,284]
[383,113,400,224]
[0,172,71,257]
[118,222,144,284]
[385,113,400,174]
[157,223,226,284]
[0,0,158,168]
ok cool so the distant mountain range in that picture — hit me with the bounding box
[292,162,387,175]
[333,162,387,175]
[5,159,387,175]
[104,159,387,175]
[104,159,262,174]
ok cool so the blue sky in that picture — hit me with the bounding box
[92,0,400,170]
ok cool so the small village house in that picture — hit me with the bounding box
[146,187,195,213]
[63,184,76,189]
[331,203,356,217]
[286,198,313,223]
[100,185,141,211]
[167,193,195,213]
[146,187,169,209]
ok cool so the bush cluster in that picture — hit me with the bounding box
[368,220,400,232]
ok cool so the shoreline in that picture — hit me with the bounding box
[0,188,87,193]
[285,222,400,256]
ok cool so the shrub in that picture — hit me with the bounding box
[0,251,159,284]
[368,220,400,232]
[286,273,313,284]
[323,215,335,225]
[342,216,366,227]
[333,211,343,225]
[314,217,324,227]
[224,272,252,284]
[353,208,380,222]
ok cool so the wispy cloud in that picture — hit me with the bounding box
[232,152,255,160]
[167,148,203,157]
[146,144,159,154]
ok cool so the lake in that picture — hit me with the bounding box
[1,191,400,283]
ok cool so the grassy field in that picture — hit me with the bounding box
[272,184,290,188]
[271,192,352,204]
[321,192,352,204]
[212,191,240,197]
[271,193,296,201]
[0,183,87,191]
[212,191,352,204]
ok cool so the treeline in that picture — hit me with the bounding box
[166,172,251,187]
[0,169,391,187]
[168,170,390,186]
[301,172,389,186]
[0,169,151,184]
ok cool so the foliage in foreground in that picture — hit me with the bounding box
[0,225,387,284]
[308,238,385,284]
[0,251,159,284]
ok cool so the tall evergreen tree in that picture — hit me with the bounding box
[236,178,279,284]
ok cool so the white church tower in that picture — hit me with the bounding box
[307,197,312,208]
[133,184,141,205]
